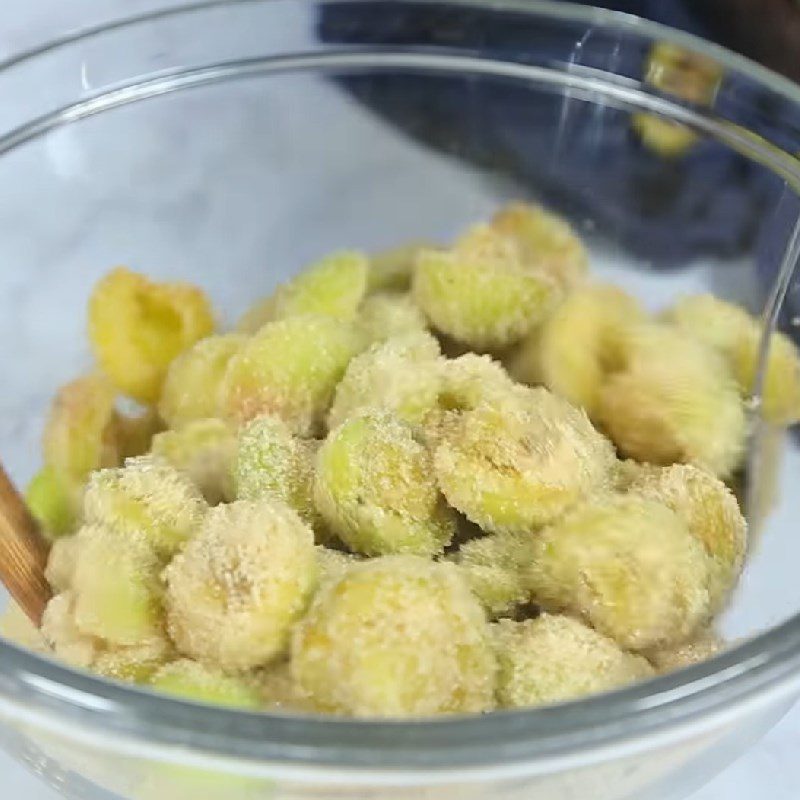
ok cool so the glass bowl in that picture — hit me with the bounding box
[1,2,800,798]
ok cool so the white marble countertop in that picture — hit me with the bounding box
[0,2,799,798]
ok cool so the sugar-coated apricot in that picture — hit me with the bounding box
[314,411,456,556]
[528,494,711,651]
[493,614,653,708]
[219,314,363,434]
[291,557,496,717]
[164,499,318,672]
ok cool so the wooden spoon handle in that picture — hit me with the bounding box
[0,466,51,626]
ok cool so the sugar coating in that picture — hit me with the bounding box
[413,225,557,351]
[665,294,755,353]
[528,494,711,651]
[0,603,50,654]
[88,267,215,404]
[40,583,171,680]
[356,292,428,345]
[314,411,456,556]
[164,499,318,672]
[455,533,537,618]
[328,332,443,431]
[234,415,320,531]
[422,353,519,448]
[493,615,653,708]
[490,202,588,291]
[291,556,496,717]
[434,387,616,534]
[43,373,119,483]
[72,523,165,646]
[626,463,746,612]
[646,630,723,673]
[158,334,246,429]
[613,458,652,491]
[509,284,645,418]
[219,313,363,434]
[238,251,368,333]
[41,591,101,668]
[83,456,207,558]
[437,353,519,413]
[257,659,318,712]
[598,325,746,477]
[25,209,762,719]
[45,534,81,592]
[26,466,81,540]
[151,419,237,505]
[367,242,431,293]
[666,293,800,425]
[93,638,174,683]
[315,546,358,585]
[149,659,261,708]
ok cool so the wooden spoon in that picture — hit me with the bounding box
[0,465,51,626]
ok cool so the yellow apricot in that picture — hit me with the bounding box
[234,415,320,531]
[164,499,318,672]
[454,533,537,618]
[151,419,237,505]
[257,659,317,712]
[327,332,442,430]
[646,630,723,673]
[598,325,746,477]
[735,330,800,425]
[292,556,496,717]
[83,456,207,558]
[493,615,653,708]
[424,354,524,448]
[237,251,368,333]
[89,267,215,403]
[45,534,80,593]
[632,115,698,157]
[434,388,616,534]
[26,466,80,540]
[71,524,165,646]
[43,373,119,483]
[219,314,363,434]
[314,411,456,556]
[666,293,800,425]
[93,638,174,684]
[491,202,588,290]
[413,226,556,351]
[528,494,711,651]
[626,463,746,611]
[315,546,357,585]
[356,292,428,344]
[158,334,245,429]
[437,353,519,412]
[40,591,100,668]
[114,408,163,460]
[509,284,645,417]
[149,660,261,708]
[367,242,432,293]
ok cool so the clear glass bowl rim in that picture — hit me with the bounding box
[0,0,799,774]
